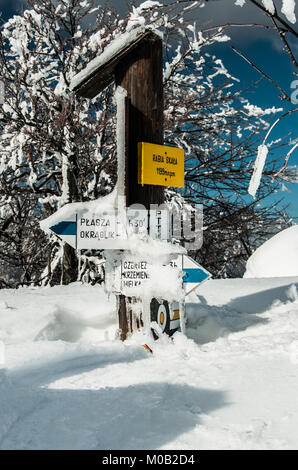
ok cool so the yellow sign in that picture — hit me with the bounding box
[138,142,184,188]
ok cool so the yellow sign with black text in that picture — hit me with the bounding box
[138,142,184,188]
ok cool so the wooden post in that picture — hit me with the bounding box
[115,33,164,208]
[115,33,164,339]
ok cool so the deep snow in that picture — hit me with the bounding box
[1,278,298,450]
[244,225,298,278]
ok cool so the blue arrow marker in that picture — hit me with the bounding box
[50,221,76,236]
[183,268,210,284]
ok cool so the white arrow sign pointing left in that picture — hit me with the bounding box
[41,200,173,249]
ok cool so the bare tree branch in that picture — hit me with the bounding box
[231,45,292,101]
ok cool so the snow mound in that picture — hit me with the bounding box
[0,283,117,345]
[244,225,298,278]
[35,306,116,343]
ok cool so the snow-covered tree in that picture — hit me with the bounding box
[0,0,295,285]
[0,0,118,285]
[197,0,298,198]
[161,2,296,276]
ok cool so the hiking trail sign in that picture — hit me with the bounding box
[42,25,212,341]
[43,206,173,250]
[106,253,211,297]
[138,142,184,188]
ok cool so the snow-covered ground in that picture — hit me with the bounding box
[1,277,298,450]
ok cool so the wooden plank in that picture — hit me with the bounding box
[73,31,159,99]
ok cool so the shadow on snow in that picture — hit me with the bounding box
[0,350,228,450]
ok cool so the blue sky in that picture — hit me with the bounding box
[207,29,298,217]
[1,0,297,217]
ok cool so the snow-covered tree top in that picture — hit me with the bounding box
[235,0,296,24]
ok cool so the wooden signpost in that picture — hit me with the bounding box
[45,26,211,341]
[71,27,170,340]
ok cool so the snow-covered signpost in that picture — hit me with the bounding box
[41,25,210,341]
[69,26,187,340]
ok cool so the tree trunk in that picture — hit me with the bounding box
[61,150,79,284]
[62,242,78,285]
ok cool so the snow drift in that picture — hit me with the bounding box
[244,225,298,278]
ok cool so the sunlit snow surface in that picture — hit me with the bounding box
[244,225,298,278]
[1,278,298,449]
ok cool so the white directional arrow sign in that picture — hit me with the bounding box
[107,253,211,297]
[41,203,172,250]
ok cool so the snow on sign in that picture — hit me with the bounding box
[168,255,211,295]
[110,255,183,298]
[48,216,77,249]
[70,26,158,98]
[107,253,210,297]
[121,259,149,291]
[138,142,184,188]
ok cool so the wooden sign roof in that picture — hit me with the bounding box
[70,26,161,99]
